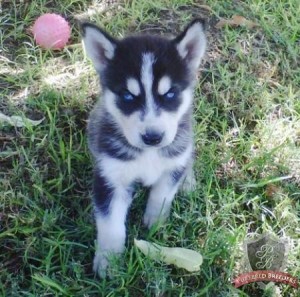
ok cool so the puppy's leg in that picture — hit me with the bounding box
[93,169,132,276]
[143,168,186,228]
[181,162,197,192]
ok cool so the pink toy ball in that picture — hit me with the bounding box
[32,13,71,50]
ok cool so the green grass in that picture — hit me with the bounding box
[1,0,299,296]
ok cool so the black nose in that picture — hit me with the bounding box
[141,131,164,146]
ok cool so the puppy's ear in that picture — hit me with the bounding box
[174,19,207,73]
[81,23,117,72]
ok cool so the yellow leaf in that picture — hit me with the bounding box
[134,239,203,272]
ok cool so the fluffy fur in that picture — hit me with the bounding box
[81,19,206,276]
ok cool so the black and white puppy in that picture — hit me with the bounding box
[81,19,206,275]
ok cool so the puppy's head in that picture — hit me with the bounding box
[81,20,206,149]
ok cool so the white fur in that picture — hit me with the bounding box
[98,142,193,188]
[93,185,131,276]
[157,76,171,95]
[181,163,197,192]
[127,78,140,96]
[143,172,181,227]
[141,53,157,117]
[94,205,127,252]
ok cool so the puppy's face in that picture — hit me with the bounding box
[82,21,206,149]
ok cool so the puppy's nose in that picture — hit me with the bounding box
[141,130,164,146]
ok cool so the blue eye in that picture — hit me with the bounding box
[122,91,134,101]
[163,90,176,100]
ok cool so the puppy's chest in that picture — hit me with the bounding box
[130,152,168,185]
[100,147,191,187]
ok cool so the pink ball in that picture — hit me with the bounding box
[32,13,71,49]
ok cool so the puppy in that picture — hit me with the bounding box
[81,19,206,275]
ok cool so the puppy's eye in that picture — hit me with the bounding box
[121,90,135,101]
[163,89,177,100]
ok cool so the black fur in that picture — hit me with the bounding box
[115,88,146,116]
[171,167,186,184]
[88,110,141,161]
[98,35,191,116]
[93,170,114,215]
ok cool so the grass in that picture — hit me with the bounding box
[0,0,299,296]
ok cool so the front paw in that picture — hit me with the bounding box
[93,250,109,278]
[143,209,169,229]
[181,172,197,192]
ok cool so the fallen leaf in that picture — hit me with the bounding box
[216,15,259,29]
[134,239,203,272]
[0,112,44,127]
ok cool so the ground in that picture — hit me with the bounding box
[0,0,299,296]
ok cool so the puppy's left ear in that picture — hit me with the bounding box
[174,19,207,73]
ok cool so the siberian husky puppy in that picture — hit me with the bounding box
[81,19,206,275]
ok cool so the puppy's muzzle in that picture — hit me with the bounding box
[141,130,164,146]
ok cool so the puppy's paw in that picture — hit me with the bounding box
[143,209,168,229]
[93,251,109,278]
[181,172,197,192]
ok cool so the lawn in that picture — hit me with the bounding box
[0,0,299,296]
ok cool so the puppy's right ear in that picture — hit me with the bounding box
[81,23,117,72]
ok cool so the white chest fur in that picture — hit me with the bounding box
[98,143,193,188]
